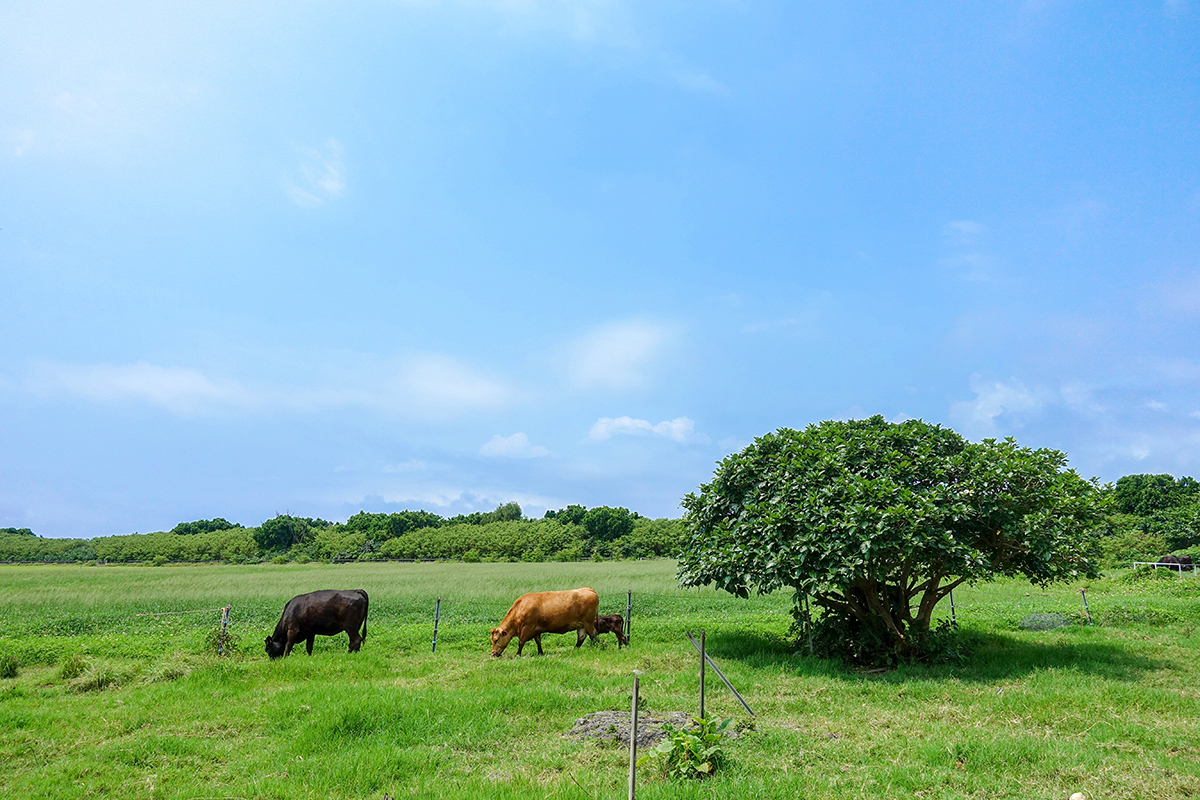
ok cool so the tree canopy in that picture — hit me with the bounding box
[677,416,1105,663]
[1112,474,1200,517]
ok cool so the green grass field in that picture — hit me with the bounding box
[1,560,1198,799]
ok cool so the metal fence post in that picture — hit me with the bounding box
[629,671,642,800]
[431,597,441,653]
[1080,589,1092,625]
[699,631,706,720]
[949,589,956,624]
[626,590,632,645]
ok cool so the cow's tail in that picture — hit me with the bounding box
[359,589,369,640]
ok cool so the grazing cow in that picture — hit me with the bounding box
[577,613,628,649]
[265,589,368,659]
[1157,555,1194,572]
[491,587,599,657]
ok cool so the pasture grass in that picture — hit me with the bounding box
[0,560,1197,799]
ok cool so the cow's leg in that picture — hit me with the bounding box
[305,635,315,656]
[516,637,526,656]
[284,629,299,656]
[576,629,586,648]
[534,633,544,655]
[583,618,598,643]
[347,628,363,653]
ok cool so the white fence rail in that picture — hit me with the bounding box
[1132,561,1197,577]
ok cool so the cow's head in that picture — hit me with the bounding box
[490,627,513,657]
[264,636,286,660]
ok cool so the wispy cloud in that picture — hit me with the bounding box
[939,220,995,282]
[742,291,834,336]
[16,352,513,419]
[942,220,986,246]
[480,432,550,458]
[23,361,250,415]
[567,319,676,391]
[391,353,513,417]
[284,139,345,208]
[589,415,708,444]
[382,460,427,473]
[949,374,1044,437]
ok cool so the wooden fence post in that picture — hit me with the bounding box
[218,605,231,656]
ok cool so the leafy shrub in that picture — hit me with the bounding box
[1098,528,1168,568]
[0,656,18,679]
[639,716,732,779]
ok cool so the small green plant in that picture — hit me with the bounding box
[639,716,732,779]
[0,656,18,679]
[205,625,239,656]
[57,654,91,681]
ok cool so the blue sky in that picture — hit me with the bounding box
[3,1,1199,537]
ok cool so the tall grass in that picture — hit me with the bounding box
[0,561,1196,799]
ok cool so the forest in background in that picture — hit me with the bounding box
[0,503,683,565]
[1,473,1197,567]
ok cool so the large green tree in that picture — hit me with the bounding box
[677,416,1105,663]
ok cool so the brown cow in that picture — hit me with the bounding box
[491,587,599,656]
[577,613,627,649]
[265,589,368,659]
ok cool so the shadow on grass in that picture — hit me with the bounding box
[699,628,1169,685]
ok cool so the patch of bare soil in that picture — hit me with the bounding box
[568,711,740,748]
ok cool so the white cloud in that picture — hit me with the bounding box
[16,351,514,419]
[589,415,707,444]
[1155,272,1200,315]
[567,319,676,391]
[949,375,1044,437]
[479,433,550,458]
[666,64,728,94]
[391,353,512,416]
[942,220,986,246]
[718,436,750,453]
[1146,400,1169,412]
[23,361,248,415]
[383,460,427,473]
[284,139,345,207]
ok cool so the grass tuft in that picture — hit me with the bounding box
[68,661,133,692]
[0,655,17,679]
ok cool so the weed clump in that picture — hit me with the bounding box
[0,656,18,679]
[68,662,132,693]
[638,716,732,779]
[204,625,240,656]
[57,654,90,681]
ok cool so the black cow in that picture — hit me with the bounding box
[576,613,628,649]
[1157,555,1194,572]
[265,589,368,659]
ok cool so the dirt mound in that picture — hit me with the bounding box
[567,711,693,748]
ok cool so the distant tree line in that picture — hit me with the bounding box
[0,504,684,565]
[4,472,1196,568]
[1095,474,1200,567]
